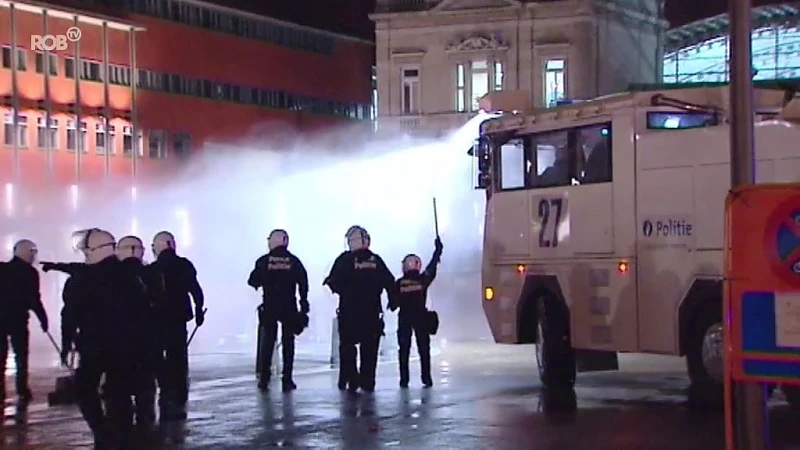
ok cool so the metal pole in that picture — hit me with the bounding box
[73,15,82,181]
[129,28,138,178]
[10,3,19,181]
[728,0,767,446]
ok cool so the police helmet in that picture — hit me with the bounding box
[402,254,422,273]
[345,225,369,251]
[117,235,145,261]
[267,229,289,250]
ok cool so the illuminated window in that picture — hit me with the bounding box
[456,64,466,112]
[37,117,58,150]
[494,61,504,90]
[471,60,489,111]
[455,59,504,112]
[544,59,566,107]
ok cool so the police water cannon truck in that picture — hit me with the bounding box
[472,84,800,409]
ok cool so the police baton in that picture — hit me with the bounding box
[45,330,75,370]
[432,197,440,238]
[186,307,207,347]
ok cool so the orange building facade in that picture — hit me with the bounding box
[0,0,375,184]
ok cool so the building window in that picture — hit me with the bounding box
[455,64,466,112]
[108,65,131,86]
[455,60,504,112]
[35,52,58,76]
[148,130,168,159]
[494,61,504,91]
[66,119,87,152]
[401,67,420,115]
[471,60,489,111]
[81,60,102,82]
[1,47,26,71]
[3,114,27,147]
[96,123,116,155]
[37,117,58,149]
[544,59,566,107]
[65,57,75,78]
[173,132,191,160]
[123,126,143,157]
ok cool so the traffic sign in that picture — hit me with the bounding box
[725,184,800,386]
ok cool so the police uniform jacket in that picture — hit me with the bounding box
[247,246,309,314]
[60,255,149,356]
[0,257,48,332]
[391,246,442,322]
[325,249,396,318]
[149,249,204,322]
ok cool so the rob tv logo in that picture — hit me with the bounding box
[30,27,81,51]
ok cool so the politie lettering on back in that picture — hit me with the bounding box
[642,218,693,238]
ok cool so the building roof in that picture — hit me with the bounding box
[664,3,800,53]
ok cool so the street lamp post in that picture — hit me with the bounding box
[728,0,767,446]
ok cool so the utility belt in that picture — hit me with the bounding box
[337,310,384,337]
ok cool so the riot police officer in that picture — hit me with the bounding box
[0,239,49,406]
[148,231,205,420]
[248,229,309,392]
[389,237,443,388]
[117,235,163,430]
[325,226,395,393]
[61,228,149,447]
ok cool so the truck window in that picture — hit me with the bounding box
[527,122,612,188]
[578,123,612,184]
[646,111,717,129]
[498,138,525,190]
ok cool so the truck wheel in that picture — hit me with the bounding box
[686,303,724,408]
[534,291,576,389]
[782,385,800,412]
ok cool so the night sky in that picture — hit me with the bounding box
[207,0,791,40]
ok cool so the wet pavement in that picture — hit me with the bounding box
[3,341,800,449]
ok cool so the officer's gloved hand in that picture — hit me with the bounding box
[300,299,310,314]
[41,261,55,272]
[435,237,443,252]
[59,348,70,367]
[195,307,205,326]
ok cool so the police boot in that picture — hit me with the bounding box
[399,350,410,388]
[258,377,270,391]
[282,379,296,392]
[172,403,187,420]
